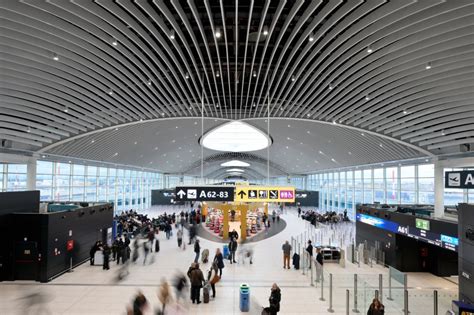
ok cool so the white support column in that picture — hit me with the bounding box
[434,160,444,218]
[26,157,37,191]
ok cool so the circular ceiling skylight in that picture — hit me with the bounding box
[201,121,271,152]
[221,160,250,167]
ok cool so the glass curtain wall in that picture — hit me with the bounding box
[308,164,442,219]
[36,161,162,212]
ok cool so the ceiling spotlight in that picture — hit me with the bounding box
[403,110,408,115]
[307,113,311,117]
[41,155,46,158]
[147,79,152,86]
[441,130,446,136]
[365,94,370,101]
[263,26,269,36]
[329,83,333,90]
[63,106,68,113]
[107,89,113,95]
[216,71,220,77]
[308,32,314,42]
[169,29,175,39]
[367,45,373,53]
[185,72,189,79]
[252,103,256,107]
[215,27,221,38]
[253,70,257,77]
[27,126,31,133]
[425,62,432,69]
[112,39,118,46]
[91,139,95,143]
[332,120,337,124]
[53,53,59,61]
[291,75,296,82]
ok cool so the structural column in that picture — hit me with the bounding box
[26,157,37,191]
[433,159,444,218]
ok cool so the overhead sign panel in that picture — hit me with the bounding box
[235,186,295,202]
[445,171,474,189]
[175,186,234,202]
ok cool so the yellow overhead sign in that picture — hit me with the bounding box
[235,186,295,203]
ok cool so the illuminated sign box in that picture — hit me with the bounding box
[415,218,430,231]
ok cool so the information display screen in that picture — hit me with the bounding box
[356,213,458,252]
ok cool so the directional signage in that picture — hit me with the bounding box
[445,171,474,189]
[175,186,235,202]
[235,186,295,203]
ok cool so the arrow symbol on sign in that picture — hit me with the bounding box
[177,190,186,198]
[237,190,246,198]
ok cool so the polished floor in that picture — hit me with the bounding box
[0,208,458,314]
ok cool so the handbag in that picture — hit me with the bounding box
[210,274,220,284]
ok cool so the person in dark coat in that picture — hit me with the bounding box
[213,248,225,277]
[367,298,385,315]
[265,283,281,315]
[229,229,239,240]
[116,239,124,265]
[187,263,204,304]
[316,247,324,282]
[102,244,111,270]
[297,207,302,217]
[306,240,313,269]
[229,238,238,264]
[194,239,201,263]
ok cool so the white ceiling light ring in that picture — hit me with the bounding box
[200,121,272,152]
[225,168,245,172]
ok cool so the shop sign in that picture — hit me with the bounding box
[235,186,295,202]
[445,171,474,189]
[175,186,235,201]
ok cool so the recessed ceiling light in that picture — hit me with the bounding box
[185,72,190,79]
[365,94,370,101]
[331,158,336,162]
[252,103,256,107]
[215,27,221,38]
[367,45,373,53]
[53,53,59,61]
[288,124,291,128]
[114,152,118,156]
[41,155,46,158]
[291,75,295,82]
[226,168,244,172]
[169,29,175,39]
[403,110,408,114]
[263,26,269,36]
[287,137,291,140]
[27,126,31,133]
[175,126,179,129]
[379,143,383,147]
[441,130,446,136]
[307,130,310,134]
[332,120,337,124]
[147,79,152,86]
[134,141,137,145]
[425,159,429,162]
[348,151,352,155]
[329,83,333,90]
[161,112,165,116]
[112,39,118,46]
[108,89,113,95]
[308,32,314,42]
[91,139,95,143]
[361,133,365,136]
[425,62,432,69]
[253,70,257,77]
[68,160,72,163]
[172,140,175,143]
[319,151,323,154]
[139,118,143,122]
[64,106,68,113]
[114,127,118,131]
[285,146,289,149]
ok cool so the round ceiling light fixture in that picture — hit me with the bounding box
[201,121,271,152]
[226,168,245,172]
[221,160,250,167]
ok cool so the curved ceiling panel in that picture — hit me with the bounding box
[1,0,473,178]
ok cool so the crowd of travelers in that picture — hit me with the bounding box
[298,207,350,225]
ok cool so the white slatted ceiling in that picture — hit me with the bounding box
[0,0,473,177]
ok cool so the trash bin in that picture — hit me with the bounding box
[223,244,229,259]
[239,283,250,312]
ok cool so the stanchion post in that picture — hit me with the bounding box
[302,251,306,275]
[434,290,438,315]
[353,274,359,313]
[388,272,393,301]
[379,274,383,303]
[404,289,409,315]
[327,273,334,313]
[346,289,350,315]
[319,265,325,301]
[310,257,314,286]
[375,289,379,300]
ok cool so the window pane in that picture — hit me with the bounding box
[7,164,27,173]
[37,161,53,174]
[401,166,415,178]
[87,166,97,176]
[7,173,27,191]
[56,163,71,176]
[374,168,383,178]
[418,164,434,177]
[73,164,85,176]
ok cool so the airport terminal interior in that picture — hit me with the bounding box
[1,0,474,314]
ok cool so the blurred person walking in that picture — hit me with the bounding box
[213,248,225,277]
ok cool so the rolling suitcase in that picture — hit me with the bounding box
[155,239,160,252]
[203,282,210,303]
